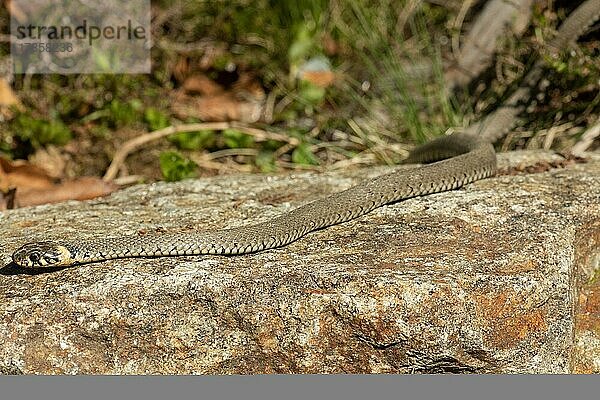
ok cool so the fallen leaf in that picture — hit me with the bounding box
[172,57,190,83]
[299,70,336,88]
[183,73,224,96]
[17,176,117,207]
[0,157,118,207]
[172,92,263,122]
[172,72,265,122]
[0,157,55,191]
[232,72,266,100]
[29,145,66,179]
[322,33,339,56]
[0,78,20,106]
[0,187,16,210]
[0,77,23,118]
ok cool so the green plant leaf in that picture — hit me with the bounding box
[168,130,216,150]
[288,25,314,65]
[12,114,72,148]
[144,108,170,131]
[159,151,198,182]
[107,99,142,127]
[298,80,326,105]
[255,150,277,172]
[223,128,255,149]
[292,143,319,165]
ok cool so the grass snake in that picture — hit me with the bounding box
[13,134,495,268]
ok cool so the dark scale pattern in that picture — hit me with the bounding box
[61,133,496,265]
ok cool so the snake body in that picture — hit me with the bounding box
[13,134,495,267]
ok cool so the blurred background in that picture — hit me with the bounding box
[0,0,598,208]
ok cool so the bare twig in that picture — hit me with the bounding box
[198,148,259,160]
[103,122,299,182]
[572,119,600,155]
[189,155,254,174]
[274,160,321,171]
[540,122,573,150]
[155,37,217,53]
[330,153,378,170]
[451,0,475,58]
[112,175,146,186]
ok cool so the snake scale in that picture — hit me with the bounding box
[11,0,600,268]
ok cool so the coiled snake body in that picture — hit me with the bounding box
[12,134,496,268]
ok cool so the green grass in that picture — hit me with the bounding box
[329,0,461,144]
[0,0,465,176]
[159,151,198,182]
[1,1,597,181]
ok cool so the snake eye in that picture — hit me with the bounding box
[29,252,41,264]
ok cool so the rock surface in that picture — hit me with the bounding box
[0,151,599,374]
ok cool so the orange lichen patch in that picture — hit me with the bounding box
[572,220,600,373]
[377,262,400,270]
[475,291,548,349]
[573,284,600,373]
[576,287,600,335]
[380,216,513,268]
[345,314,403,348]
[303,288,338,295]
[14,220,37,228]
[255,313,285,353]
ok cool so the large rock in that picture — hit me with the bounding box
[0,151,598,374]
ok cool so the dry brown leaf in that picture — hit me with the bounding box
[300,70,336,88]
[17,176,117,207]
[322,33,339,56]
[182,73,224,96]
[0,157,55,191]
[29,145,66,179]
[172,57,190,83]
[172,92,263,122]
[6,0,26,22]
[0,157,117,207]
[0,187,16,210]
[232,72,266,100]
[0,77,23,111]
[172,69,265,122]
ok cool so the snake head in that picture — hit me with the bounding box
[12,241,74,268]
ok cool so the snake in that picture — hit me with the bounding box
[11,0,600,268]
[12,134,496,268]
